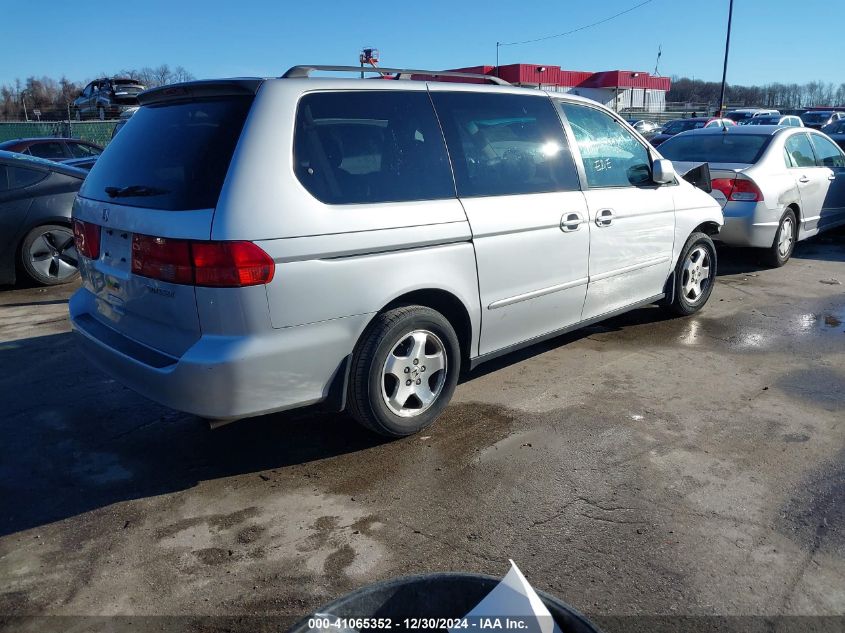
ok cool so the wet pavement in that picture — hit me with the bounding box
[1,230,844,632]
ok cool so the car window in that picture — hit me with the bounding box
[430,92,578,197]
[559,102,651,188]
[7,166,48,189]
[810,134,845,168]
[660,134,770,164]
[294,91,454,205]
[81,96,253,210]
[67,142,100,158]
[784,134,817,168]
[28,142,67,160]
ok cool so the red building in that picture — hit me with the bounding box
[446,64,671,112]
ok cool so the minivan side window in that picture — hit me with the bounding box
[430,92,579,197]
[559,103,652,188]
[784,134,817,168]
[810,134,845,168]
[294,91,455,205]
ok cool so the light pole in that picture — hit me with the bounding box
[718,0,734,116]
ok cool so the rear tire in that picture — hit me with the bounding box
[667,231,717,316]
[764,208,796,267]
[20,224,80,286]
[347,305,460,437]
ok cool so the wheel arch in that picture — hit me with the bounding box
[785,202,801,238]
[693,221,721,236]
[381,288,474,365]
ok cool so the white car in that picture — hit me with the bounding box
[69,65,723,436]
[659,125,845,266]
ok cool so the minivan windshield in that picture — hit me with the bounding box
[81,96,253,210]
[659,133,771,164]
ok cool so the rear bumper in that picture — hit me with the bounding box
[715,201,779,249]
[69,289,372,420]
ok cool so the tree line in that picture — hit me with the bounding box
[0,64,194,121]
[667,76,845,110]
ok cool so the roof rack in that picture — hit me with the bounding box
[281,65,510,86]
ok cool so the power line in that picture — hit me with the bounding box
[498,0,656,47]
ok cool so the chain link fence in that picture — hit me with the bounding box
[0,121,118,148]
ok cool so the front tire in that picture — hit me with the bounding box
[20,224,80,286]
[764,209,796,267]
[667,231,717,316]
[348,305,460,437]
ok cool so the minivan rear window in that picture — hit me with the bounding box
[294,91,455,205]
[80,96,253,210]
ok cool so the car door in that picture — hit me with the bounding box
[784,132,829,233]
[557,101,675,320]
[809,133,845,230]
[430,89,589,356]
[0,163,49,269]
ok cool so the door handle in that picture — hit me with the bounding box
[595,208,614,227]
[798,176,810,183]
[560,212,582,232]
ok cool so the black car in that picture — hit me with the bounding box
[800,110,845,130]
[649,117,735,147]
[822,120,845,151]
[72,77,146,121]
[0,137,103,162]
[0,151,86,286]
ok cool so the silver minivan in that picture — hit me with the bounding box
[70,66,723,436]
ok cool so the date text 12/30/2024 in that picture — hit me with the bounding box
[308,617,538,630]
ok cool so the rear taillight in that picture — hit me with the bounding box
[191,241,276,287]
[72,219,101,259]
[729,178,764,201]
[711,177,764,202]
[131,234,275,287]
[131,234,193,284]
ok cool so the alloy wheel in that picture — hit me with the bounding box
[681,245,712,304]
[28,227,79,282]
[778,216,794,258]
[381,329,447,417]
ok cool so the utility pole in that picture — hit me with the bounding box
[718,0,734,116]
[496,42,500,77]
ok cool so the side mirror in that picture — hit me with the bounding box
[652,158,675,184]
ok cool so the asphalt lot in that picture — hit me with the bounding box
[1,231,844,632]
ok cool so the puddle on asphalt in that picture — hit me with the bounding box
[672,299,845,353]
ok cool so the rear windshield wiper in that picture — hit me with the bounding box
[104,185,170,198]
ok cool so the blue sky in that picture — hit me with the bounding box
[1,0,842,87]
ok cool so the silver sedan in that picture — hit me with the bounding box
[659,125,845,266]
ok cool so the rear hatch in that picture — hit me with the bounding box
[73,81,260,357]
[111,80,147,106]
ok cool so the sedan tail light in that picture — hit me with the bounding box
[131,234,275,287]
[711,177,764,202]
[72,219,101,259]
